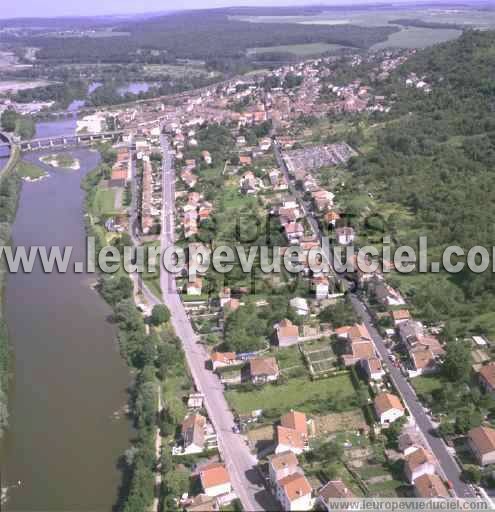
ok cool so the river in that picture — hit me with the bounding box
[1,119,133,511]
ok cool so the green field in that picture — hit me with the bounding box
[247,42,351,56]
[411,375,445,396]
[16,160,47,180]
[94,188,118,216]
[226,373,356,415]
[142,64,219,79]
[372,27,461,50]
[236,6,495,51]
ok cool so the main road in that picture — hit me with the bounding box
[273,140,475,499]
[158,135,276,511]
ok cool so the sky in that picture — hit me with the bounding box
[0,0,468,20]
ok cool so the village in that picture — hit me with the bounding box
[58,47,495,511]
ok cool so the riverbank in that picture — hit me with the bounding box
[0,146,22,439]
[83,146,195,511]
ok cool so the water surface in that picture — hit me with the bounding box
[2,120,132,511]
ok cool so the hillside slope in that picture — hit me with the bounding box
[350,30,495,335]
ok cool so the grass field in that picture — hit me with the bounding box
[16,160,47,180]
[225,373,356,415]
[372,27,461,50]
[411,374,445,396]
[142,64,219,79]
[247,43,351,56]
[94,188,118,216]
[235,6,495,51]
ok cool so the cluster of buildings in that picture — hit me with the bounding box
[405,72,432,93]
[180,190,213,239]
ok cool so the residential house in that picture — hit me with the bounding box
[181,413,206,454]
[275,473,312,511]
[187,277,203,296]
[413,474,449,499]
[335,227,355,245]
[317,480,355,511]
[399,430,424,456]
[391,309,411,327]
[276,319,300,347]
[312,275,329,300]
[468,426,495,466]
[373,282,406,307]
[404,447,436,483]
[199,462,232,497]
[202,151,212,165]
[374,393,405,426]
[240,171,257,195]
[268,451,299,483]
[210,352,238,371]
[478,362,495,395]
[281,410,308,438]
[337,324,375,367]
[284,222,304,242]
[363,357,385,382]
[410,348,437,376]
[290,297,309,317]
[398,320,424,346]
[219,287,231,307]
[324,210,340,228]
[276,426,306,455]
[259,137,272,151]
[249,357,280,384]
[312,189,335,212]
[239,155,252,167]
[185,494,219,512]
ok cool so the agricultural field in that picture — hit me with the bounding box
[142,64,220,79]
[371,27,461,50]
[314,410,368,435]
[247,43,351,56]
[302,340,338,376]
[236,6,495,51]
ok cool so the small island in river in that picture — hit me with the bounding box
[40,153,80,170]
[16,160,49,182]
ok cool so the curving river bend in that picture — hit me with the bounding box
[1,118,132,511]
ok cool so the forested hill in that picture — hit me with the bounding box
[13,10,397,65]
[350,30,495,335]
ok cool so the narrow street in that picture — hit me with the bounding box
[158,135,277,511]
[273,140,475,499]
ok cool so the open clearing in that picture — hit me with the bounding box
[225,373,356,415]
[247,43,351,56]
[235,7,495,50]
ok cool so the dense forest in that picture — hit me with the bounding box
[4,10,397,68]
[349,30,495,336]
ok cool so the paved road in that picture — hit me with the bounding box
[273,140,475,499]
[349,296,473,499]
[158,135,276,512]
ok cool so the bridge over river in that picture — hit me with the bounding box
[0,130,124,153]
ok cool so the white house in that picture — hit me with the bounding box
[276,473,312,511]
[468,426,495,466]
[199,462,232,497]
[335,226,355,245]
[374,393,405,426]
[404,447,436,483]
[363,357,385,382]
[181,413,206,454]
[268,451,299,484]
